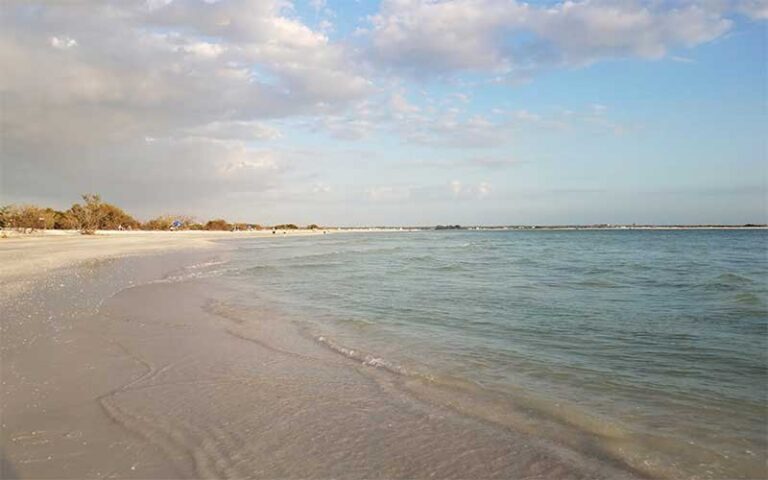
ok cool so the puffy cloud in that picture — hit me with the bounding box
[0,0,370,210]
[0,0,761,223]
[534,1,732,63]
[449,180,492,198]
[49,36,78,49]
[736,0,768,20]
[307,100,381,140]
[369,0,737,76]
[305,87,629,148]
[146,0,371,101]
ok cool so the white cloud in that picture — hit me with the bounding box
[449,180,492,199]
[0,0,762,222]
[307,88,628,148]
[312,182,332,194]
[181,41,225,58]
[184,121,282,141]
[50,36,78,49]
[0,0,370,210]
[737,0,768,19]
[367,185,412,202]
[390,92,420,115]
[308,100,380,140]
[219,152,280,176]
[477,181,492,197]
[369,0,736,76]
[450,180,463,196]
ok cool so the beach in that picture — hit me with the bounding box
[1,230,765,479]
[0,231,643,479]
[4,0,765,477]
[0,229,332,283]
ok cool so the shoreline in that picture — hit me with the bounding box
[3,225,764,283]
[0,245,639,479]
[2,230,765,479]
[0,229,337,286]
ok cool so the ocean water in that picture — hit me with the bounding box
[214,230,767,478]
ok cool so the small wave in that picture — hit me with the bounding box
[733,292,765,306]
[185,259,229,270]
[240,264,279,274]
[314,335,436,381]
[713,272,754,286]
[153,259,232,284]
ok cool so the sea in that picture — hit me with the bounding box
[200,229,767,478]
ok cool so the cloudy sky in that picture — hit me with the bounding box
[1,0,765,225]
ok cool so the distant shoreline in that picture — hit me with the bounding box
[2,224,766,239]
[337,225,768,231]
[2,226,763,285]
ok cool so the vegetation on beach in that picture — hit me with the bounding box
[0,194,306,234]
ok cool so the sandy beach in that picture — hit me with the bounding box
[0,230,333,284]
[4,0,765,477]
[0,232,642,479]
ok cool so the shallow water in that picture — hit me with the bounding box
[210,230,767,479]
[1,249,635,479]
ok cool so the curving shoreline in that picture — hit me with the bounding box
[0,240,638,479]
[0,230,338,284]
[2,231,765,479]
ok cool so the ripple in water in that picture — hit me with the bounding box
[220,230,768,479]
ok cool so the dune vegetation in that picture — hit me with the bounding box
[0,194,314,234]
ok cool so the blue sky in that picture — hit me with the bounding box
[1,0,766,225]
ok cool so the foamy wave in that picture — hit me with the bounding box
[152,259,231,284]
[315,335,408,376]
[314,335,438,383]
[186,259,229,270]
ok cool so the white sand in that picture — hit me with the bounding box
[0,229,328,282]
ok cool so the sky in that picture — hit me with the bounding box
[0,0,766,226]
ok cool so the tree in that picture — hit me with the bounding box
[143,215,174,231]
[99,203,140,230]
[143,215,197,231]
[70,194,105,234]
[204,219,231,231]
[0,205,11,229]
[38,208,56,229]
[53,210,77,229]
[0,205,54,232]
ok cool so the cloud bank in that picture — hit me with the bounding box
[0,0,762,223]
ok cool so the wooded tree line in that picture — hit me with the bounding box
[1,194,312,234]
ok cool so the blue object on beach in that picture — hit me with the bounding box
[171,220,182,229]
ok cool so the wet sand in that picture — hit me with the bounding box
[0,237,639,479]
